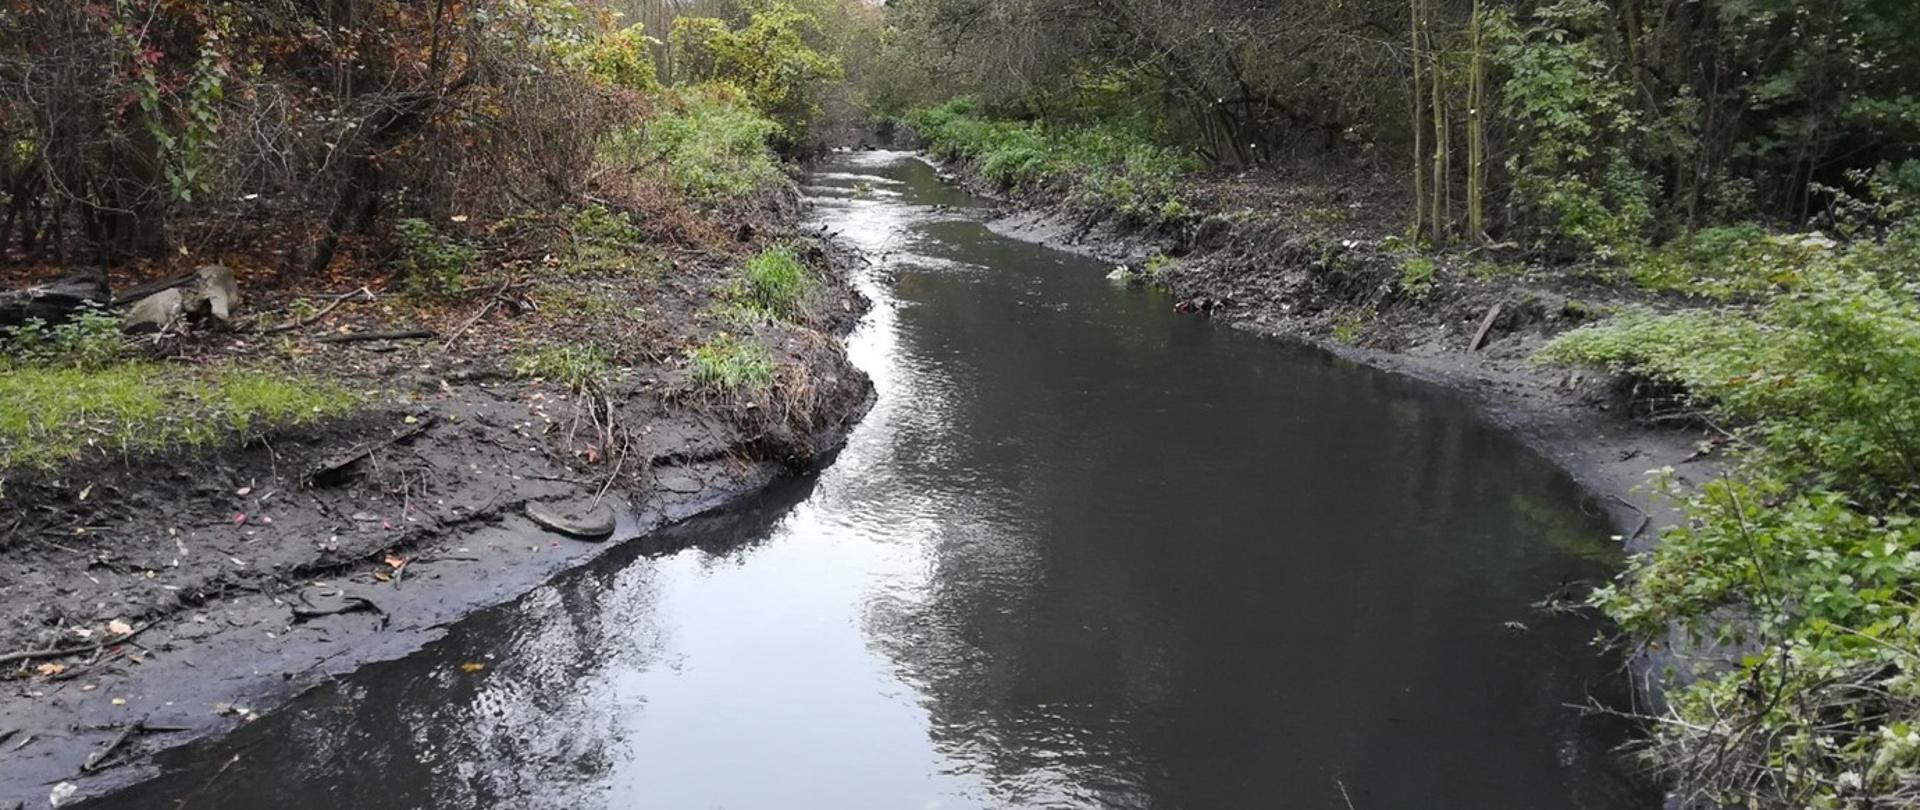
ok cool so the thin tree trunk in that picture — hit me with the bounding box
[1410,0,1426,240]
[1467,0,1486,239]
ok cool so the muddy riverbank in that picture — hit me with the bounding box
[0,189,874,806]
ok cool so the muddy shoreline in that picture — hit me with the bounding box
[0,218,876,807]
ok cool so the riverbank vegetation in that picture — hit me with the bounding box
[857,0,1920,804]
[0,0,869,484]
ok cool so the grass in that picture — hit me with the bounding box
[513,343,614,392]
[601,84,783,201]
[689,334,774,392]
[905,97,1198,222]
[726,244,812,321]
[565,204,645,274]
[0,363,357,471]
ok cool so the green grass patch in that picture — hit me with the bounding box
[725,244,812,321]
[689,334,774,392]
[565,205,645,274]
[905,97,1198,223]
[602,84,783,201]
[0,363,357,471]
[513,343,614,392]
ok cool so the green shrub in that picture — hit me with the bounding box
[513,343,613,392]
[1629,224,1827,299]
[1539,224,1920,801]
[395,218,476,298]
[667,2,842,142]
[2,309,124,371]
[603,85,783,201]
[689,334,774,392]
[1399,257,1437,300]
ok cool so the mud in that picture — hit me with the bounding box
[0,213,874,806]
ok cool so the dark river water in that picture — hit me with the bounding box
[89,152,1651,809]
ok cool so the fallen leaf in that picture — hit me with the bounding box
[111,698,126,706]
[382,553,407,569]
[107,619,132,636]
[35,662,66,677]
[460,662,486,673]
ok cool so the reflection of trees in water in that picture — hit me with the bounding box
[857,260,1648,808]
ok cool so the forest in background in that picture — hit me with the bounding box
[5,0,1920,806]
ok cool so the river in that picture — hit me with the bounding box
[84,151,1651,809]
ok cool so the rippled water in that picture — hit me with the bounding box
[90,152,1651,809]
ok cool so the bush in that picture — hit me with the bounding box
[1,309,124,371]
[1399,257,1437,300]
[1539,223,1920,803]
[689,334,774,392]
[604,85,783,201]
[395,218,477,298]
[1629,224,1827,299]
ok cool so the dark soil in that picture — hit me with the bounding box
[0,186,874,805]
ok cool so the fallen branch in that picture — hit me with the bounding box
[314,328,436,344]
[251,287,373,335]
[109,272,194,307]
[82,720,144,773]
[306,415,434,486]
[0,621,154,667]
[291,595,383,623]
[1470,303,1502,351]
[441,296,501,352]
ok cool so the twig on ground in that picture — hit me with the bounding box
[0,621,155,667]
[313,329,436,344]
[251,287,373,335]
[81,720,144,773]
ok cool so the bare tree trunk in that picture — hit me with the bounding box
[1410,0,1427,241]
[1467,0,1486,240]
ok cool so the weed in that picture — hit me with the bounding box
[395,218,476,298]
[731,244,812,321]
[1331,308,1371,344]
[513,343,614,392]
[689,334,774,392]
[2,309,124,370]
[567,205,643,274]
[1399,256,1437,300]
